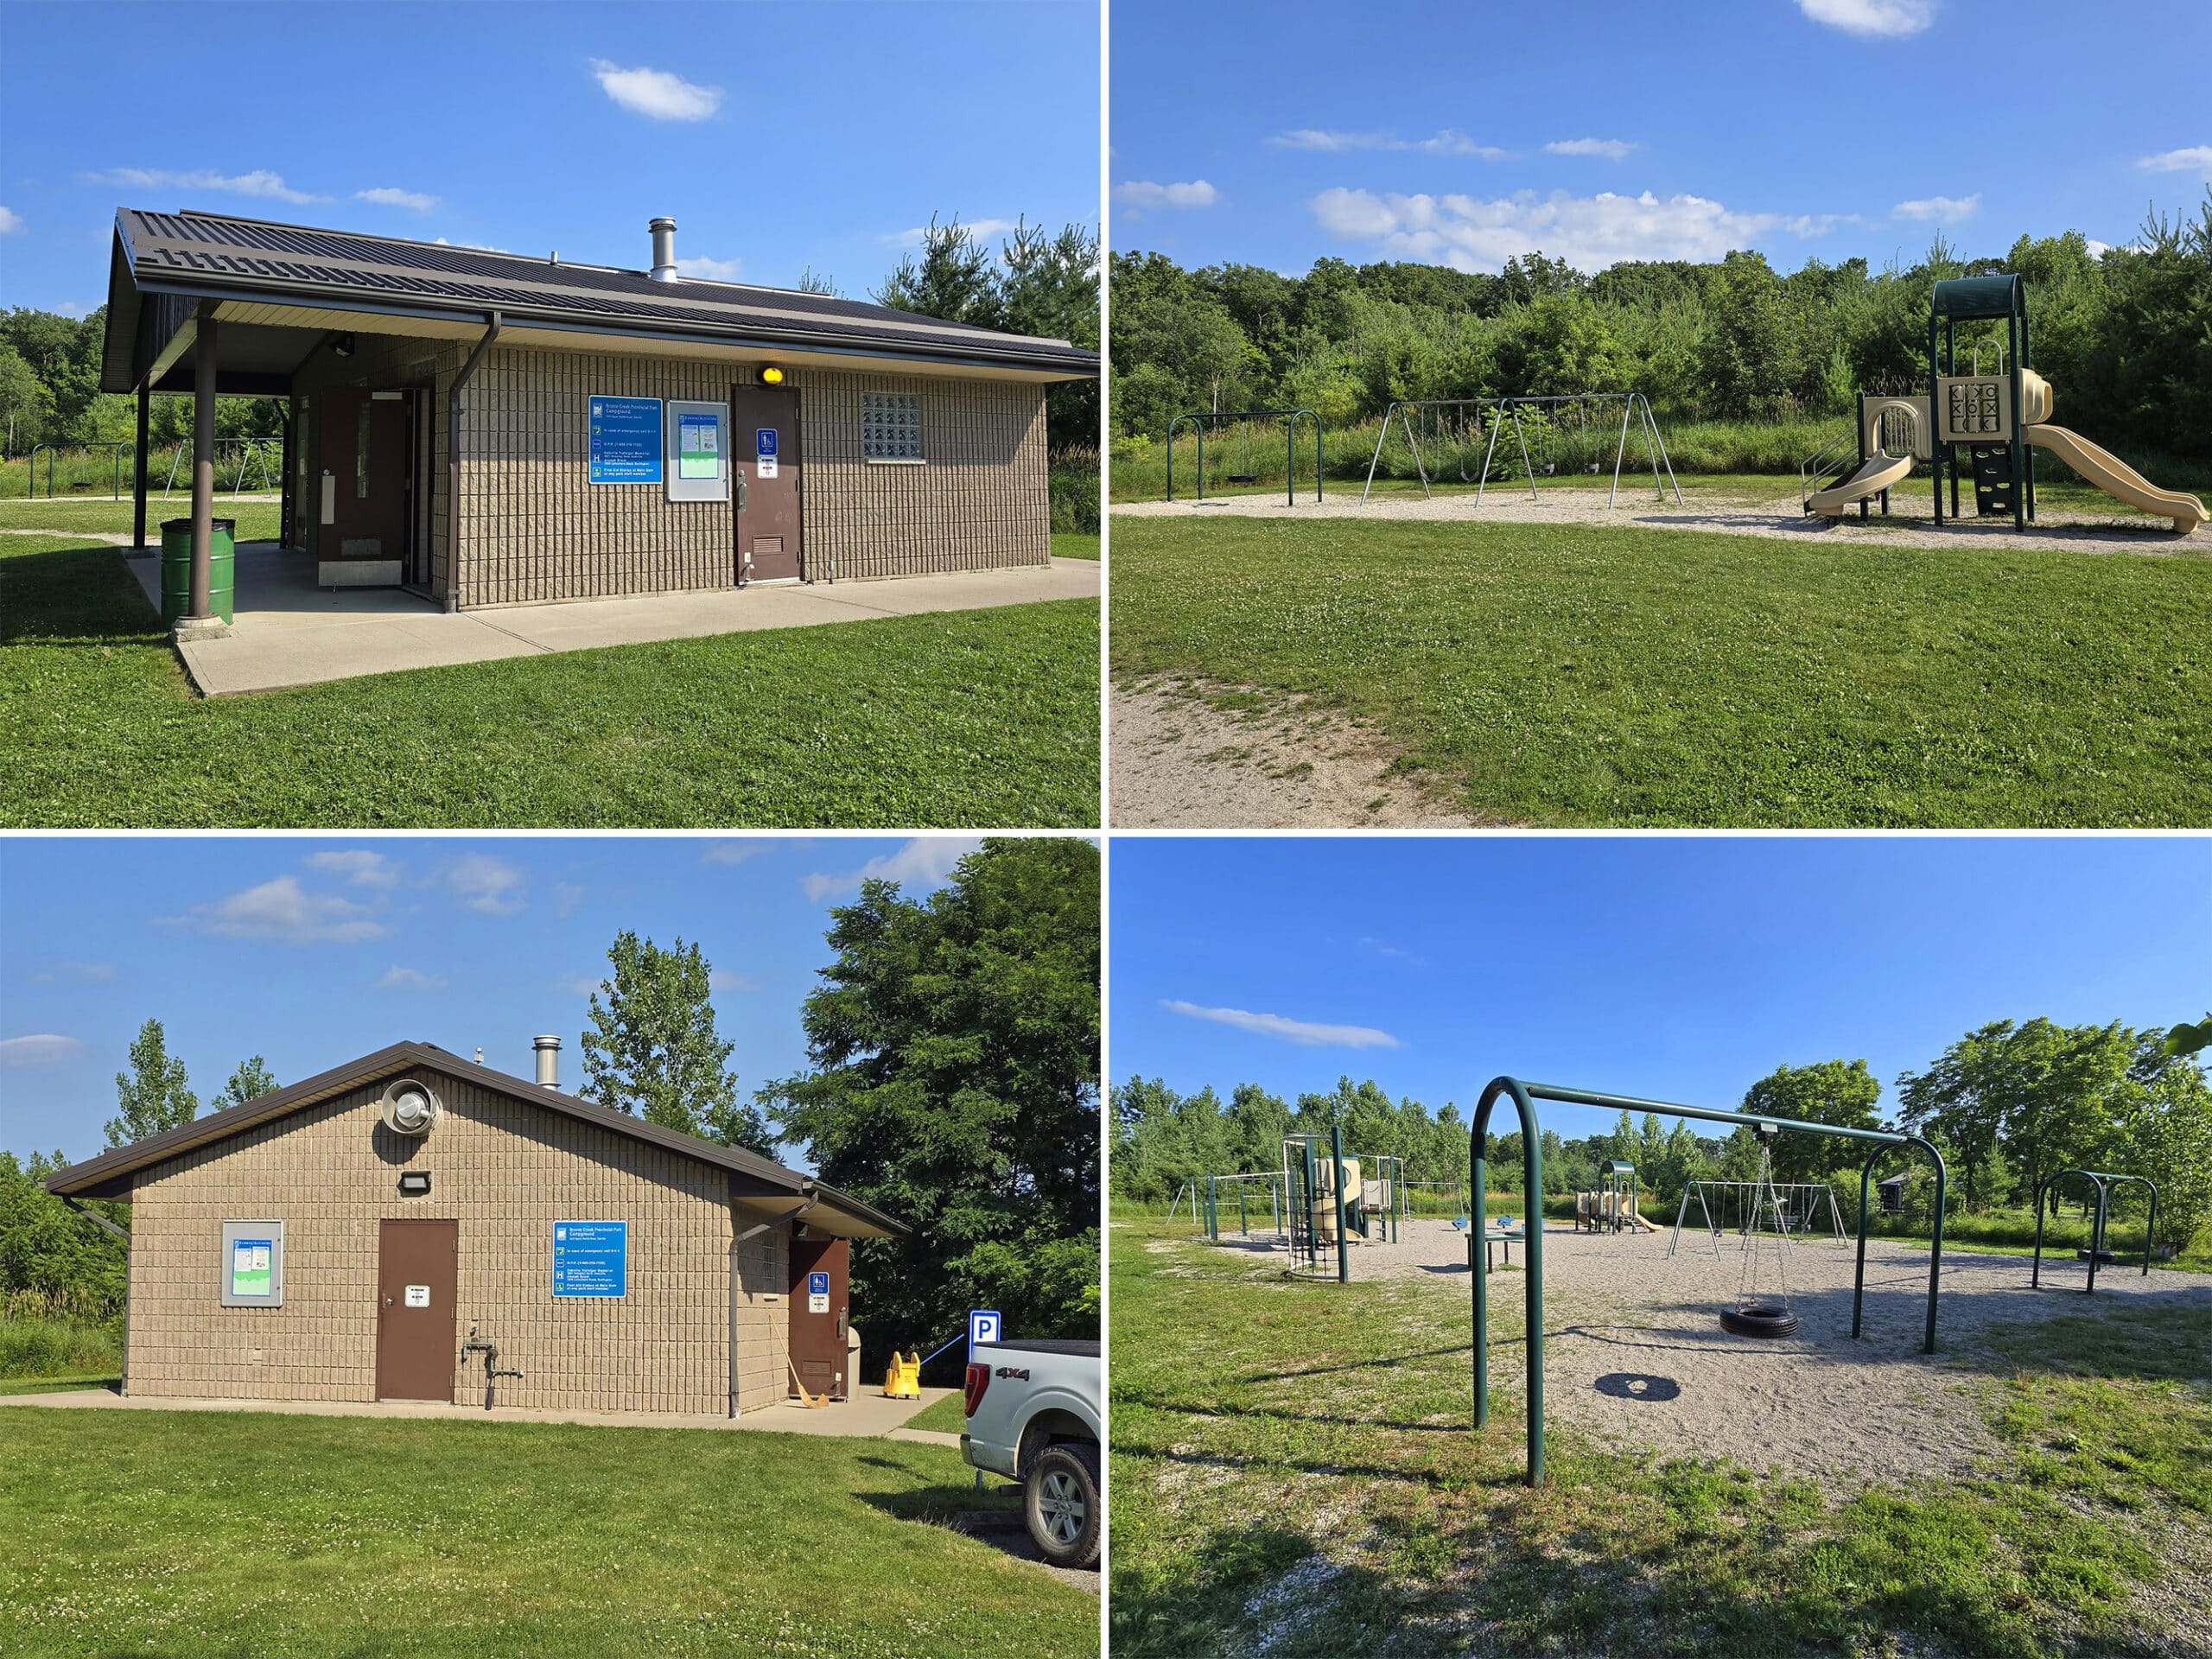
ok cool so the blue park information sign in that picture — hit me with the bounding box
[552,1220,627,1298]
[588,396,663,484]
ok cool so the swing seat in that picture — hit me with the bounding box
[1719,1301,1798,1338]
[1226,474,1259,485]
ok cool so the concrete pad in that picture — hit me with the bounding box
[123,542,1099,697]
[0,1382,959,1440]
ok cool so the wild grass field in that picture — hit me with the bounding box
[0,524,1100,827]
[1109,513,2212,827]
[0,1406,1093,1657]
[1109,1216,2212,1659]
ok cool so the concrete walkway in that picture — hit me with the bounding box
[124,542,1100,696]
[0,1380,961,1442]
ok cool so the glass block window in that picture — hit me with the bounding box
[861,391,924,461]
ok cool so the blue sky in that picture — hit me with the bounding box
[0,2,1098,316]
[1109,0,2212,276]
[0,835,1001,1166]
[1109,836,2212,1143]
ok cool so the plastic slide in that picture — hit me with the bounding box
[1807,451,1913,517]
[2024,424,2207,533]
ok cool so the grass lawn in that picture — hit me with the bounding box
[906,1390,971,1435]
[1109,1217,2211,1659]
[0,1374,118,1396]
[0,527,1099,827]
[1054,531,1100,560]
[0,1406,1095,1657]
[1109,515,2212,826]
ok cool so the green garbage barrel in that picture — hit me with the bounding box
[159,518,235,625]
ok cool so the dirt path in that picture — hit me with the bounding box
[1112,481,2209,557]
[1110,679,1492,828]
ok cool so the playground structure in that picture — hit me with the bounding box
[2031,1170,2159,1294]
[1668,1178,1849,1255]
[1573,1158,1656,1234]
[1470,1077,1949,1488]
[1183,1172,1287,1242]
[1804,274,2207,533]
[1166,409,1323,506]
[1359,392,1683,508]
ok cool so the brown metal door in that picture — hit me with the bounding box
[319,389,412,564]
[788,1234,849,1400]
[376,1218,457,1401]
[731,384,803,581]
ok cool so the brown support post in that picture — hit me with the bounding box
[188,312,218,621]
[133,383,150,552]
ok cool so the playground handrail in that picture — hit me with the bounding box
[1471,1076,1948,1489]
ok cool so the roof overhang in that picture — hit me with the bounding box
[101,212,1096,394]
[43,1040,907,1237]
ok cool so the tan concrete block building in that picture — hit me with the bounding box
[99,208,1095,611]
[44,1040,905,1417]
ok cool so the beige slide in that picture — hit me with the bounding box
[2025,424,2207,533]
[1808,451,1913,517]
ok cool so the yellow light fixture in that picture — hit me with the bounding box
[759,365,785,385]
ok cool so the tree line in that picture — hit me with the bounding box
[1109,192,2212,470]
[2,840,1100,1361]
[1111,1014,2212,1255]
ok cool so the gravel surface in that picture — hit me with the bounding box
[1202,1217,2211,1486]
[1110,679,1487,828]
[1112,481,2209,557]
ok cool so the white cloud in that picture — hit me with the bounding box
[180,876,385,944]
[702,841,770,866]
[560,973,608,998]
[377,965,448,992]
[1545,138,1637,160]
[356,187,438,212]
[676,254,743,281]
[54,301,91,318]
[448,854,524,915]
[1160,1000,1401,1050]
[2138,146,2212,181]
[29,960,114,983]
[882,218,1021,249]
[0,206,22,233]
[1310,187,1817,274]
[709,968,759,993]
[431,236,509,252]
[93,167,323,204]
[1796,0,1936,37]
[1112,180,1220,210]
[0,1034,83,1066]
[589,59,723,122]
[1892,194,1979,223]
[803,836,983,903]
[1274,129,1509,160]
[303,849,399,887]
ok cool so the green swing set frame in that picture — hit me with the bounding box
[1470,1077,1950,1487]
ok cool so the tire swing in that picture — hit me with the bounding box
[1718,1124,1800,1338]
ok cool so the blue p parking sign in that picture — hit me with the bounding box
[968,1308,1001,1360]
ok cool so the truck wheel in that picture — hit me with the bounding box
[1025,1442,1101,1569]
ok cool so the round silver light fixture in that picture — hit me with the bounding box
[380,1077,442,1136]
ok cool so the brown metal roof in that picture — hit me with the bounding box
[100,207,1097,393]
[43,1039,906,1236]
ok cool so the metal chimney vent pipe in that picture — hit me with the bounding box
[647,217,679,283]
[533,1034,562,1089]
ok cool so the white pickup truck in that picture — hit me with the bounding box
[962,1337,1103,1568]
